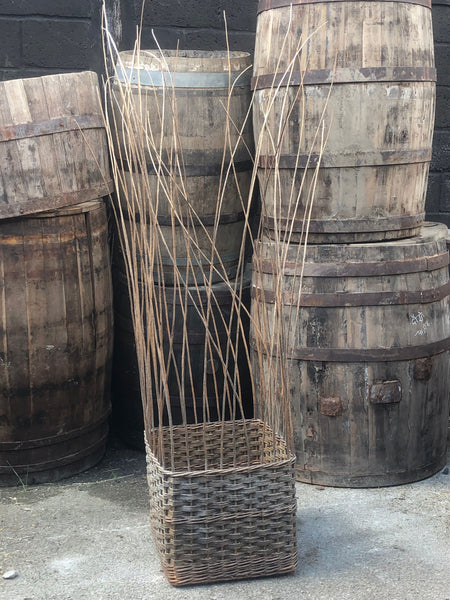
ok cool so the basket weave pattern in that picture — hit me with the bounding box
[145,419,297,586]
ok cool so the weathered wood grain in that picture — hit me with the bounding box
[0,71,113,219]
[0,200,114,485]
[253,1,436,242]
[251,222,450,486]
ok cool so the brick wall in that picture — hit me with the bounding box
[121,1,258,54]
[426,0,450,227]
[0,0,103,81]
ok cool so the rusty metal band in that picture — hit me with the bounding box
[251,67,437,90]
[0,114,105,143]
[254,252,450,278]
[259,149,432,169]
[119,157,253,177]
[119,207,245,227]
[263,213,424,234]
[0,411,111,451]
[257,0,432,13]
[249,336,450,362]
[251,280,450,306]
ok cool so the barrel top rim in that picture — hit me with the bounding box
[119,49,251,60]
[0,70,98,88]
[117,49,252,73]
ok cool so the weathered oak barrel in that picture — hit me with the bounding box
[0,71,113,219]
[111,268,253,448]
[252,0,436,243]
[251,223,450,486]
[0,200,113,485]
[111,50,253,284]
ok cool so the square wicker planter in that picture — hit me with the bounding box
[145,419,298,586]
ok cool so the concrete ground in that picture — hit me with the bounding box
[0,436,449,600]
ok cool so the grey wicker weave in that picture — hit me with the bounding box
[145,419,298,586]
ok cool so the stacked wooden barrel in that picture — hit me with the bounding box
[251,0,449,486]
[110,50,254,448]
[0,72,114,485]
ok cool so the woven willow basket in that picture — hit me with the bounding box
[145,419,297,586]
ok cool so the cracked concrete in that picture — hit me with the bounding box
[0,437,449,600]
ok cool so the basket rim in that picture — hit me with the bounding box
[146,450,296,478]
[145,418,296,478]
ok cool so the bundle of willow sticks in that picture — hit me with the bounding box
[102,9,325,585]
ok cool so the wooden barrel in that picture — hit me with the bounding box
[111,268,253,449]
[0,71,114,220]
[252,0,436,243]
[250,222,450,486]
[111,50,253,284]
[0,200,114,485]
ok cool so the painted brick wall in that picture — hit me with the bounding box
[427,0,450,227]
[0,0,103,81]
[120,1,258,54]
